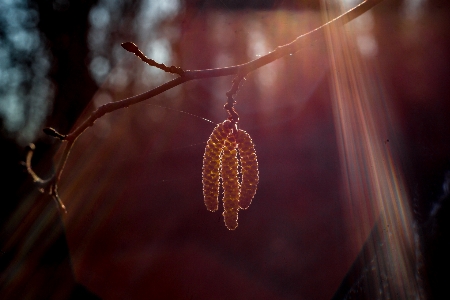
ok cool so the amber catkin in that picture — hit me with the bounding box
[236,129,259,210]
[202,121,259,230]
[221,133,240,230]
[202,121,232,211]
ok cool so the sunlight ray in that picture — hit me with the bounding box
[323,1,423,298]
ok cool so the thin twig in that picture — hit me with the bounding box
[225,74,245,125]
[26,144,48,184]
[31,0,384,211]
[121,42,185,76]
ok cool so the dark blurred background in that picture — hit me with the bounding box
[1,0,450,299]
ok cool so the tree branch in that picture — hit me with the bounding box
[29,0,384,211]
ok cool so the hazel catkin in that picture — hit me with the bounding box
[202,121,259,230]
[202,121,231,211]
[221,133,240,230]
[236,129,259,210]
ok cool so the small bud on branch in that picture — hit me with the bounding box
[121,42,139,53]
[43,127,66,140]
[121,42,185,76]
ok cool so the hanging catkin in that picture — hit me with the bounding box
[202,121,259,230]
[202,121,231,211]
[221,133,240,230]
[236,129,259,210]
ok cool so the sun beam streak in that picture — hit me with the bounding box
[323,1,424,298]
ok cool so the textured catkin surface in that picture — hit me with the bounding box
[202,121,231,211]
[221,133,240,230]
[237,129,259,210]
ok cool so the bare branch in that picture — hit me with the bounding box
[65,0,382,138]
[27,0,385,211]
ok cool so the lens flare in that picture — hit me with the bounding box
[323,4,423,298]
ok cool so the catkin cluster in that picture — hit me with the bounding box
[202,121,259,230]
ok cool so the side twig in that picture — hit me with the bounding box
[121,42,185,76]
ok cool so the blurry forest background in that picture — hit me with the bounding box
[1,0,450,299]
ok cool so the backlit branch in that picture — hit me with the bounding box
[27,0,384,211]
